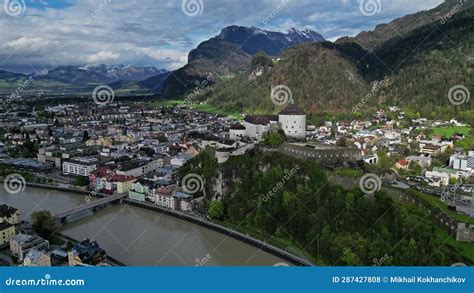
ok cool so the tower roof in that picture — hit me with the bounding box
[279,104,305,115]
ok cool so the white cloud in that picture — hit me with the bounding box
[0,0,446,73]
[86,51,121,63]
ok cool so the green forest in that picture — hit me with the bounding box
[179,150,470,266]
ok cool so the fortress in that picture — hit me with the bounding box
[240,104,307,141]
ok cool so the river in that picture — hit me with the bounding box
[0,186,286,266]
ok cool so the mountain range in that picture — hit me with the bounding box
[156,26,325,97]
[200,0,474,118]
[0,0,472,119]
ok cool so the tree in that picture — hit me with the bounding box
[31,210,56,239]
[376,150,392,171]
[262,129,286,146]
[74,176,89,187]
[337,138,347,147]
[83,130,90,142]
[208,200,225,220]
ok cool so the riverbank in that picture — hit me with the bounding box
[7,182,312,266]
[56,233,126,267]
[125,199,314,266]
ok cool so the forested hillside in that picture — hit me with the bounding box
[199,1,473,119]
[178,151,470,265]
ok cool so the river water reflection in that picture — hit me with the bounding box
[0,186,285,266]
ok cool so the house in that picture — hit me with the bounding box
[170,154,192,168]
[105,174,136,194]
[154,187,176,209]
[420,144,442,156]
[395,160,409,170]
[128,181,151,202]
[174,192,193,212]
[425,167,458,187]
[68,239,106,266]
[0,223,15,246]
[0,204,20,225]
[23,248,51,267]
[88,165,114,191]
[406,155,432,169]
[362,155,378,165]
[116,158,162,177]
[10,234,50,261]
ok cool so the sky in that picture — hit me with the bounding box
[0,0,444,73]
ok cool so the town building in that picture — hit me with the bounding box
[243,115,278,141]
[406,155,432,169]
[425,167,459,187]
[62,157,98,176]
[154,187,176,209]
[0,204,20,225]
[0,223,15,246]
[395,160,409,171]
[450,154,474,173]
[68,239,106,266]
[10,234,50,261]
[23,248,51,267]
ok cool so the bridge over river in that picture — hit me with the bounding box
[54,193,127,223]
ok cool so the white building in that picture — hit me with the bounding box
[243,115,278,141]
[62,157,98,176]
[278,104,306,140]
[229,124,246,141]
[10,234,50,261]
[23,248,51,267]
[450,155,474,172]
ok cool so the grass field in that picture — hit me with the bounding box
[433,126,471,138]
[153,99,186,107]
[152,100,243,120]
[191,103,243,120]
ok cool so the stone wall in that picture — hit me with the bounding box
[393,191,473,242]
[274,143,361,164]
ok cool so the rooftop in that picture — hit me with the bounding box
[244,115,278,125]
[0,204,19,217]
[279,104,305,116]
